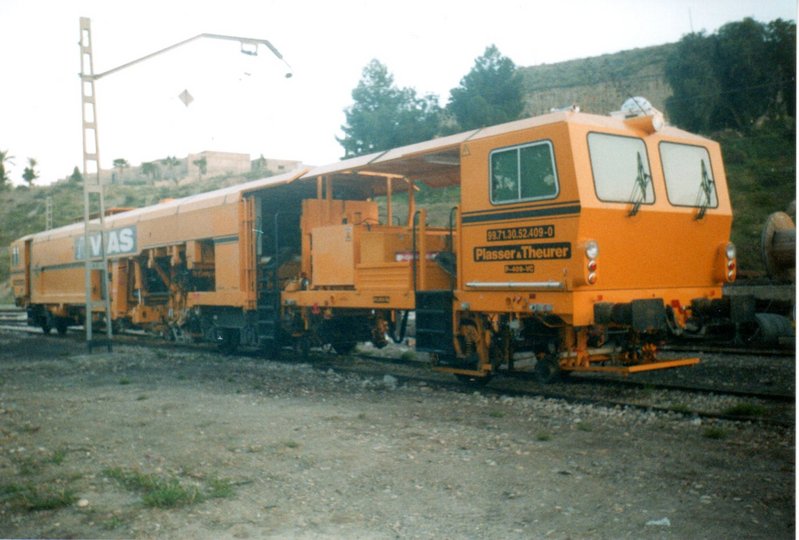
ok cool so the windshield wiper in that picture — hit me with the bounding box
[628,151,651,217]
[695,160,714,220]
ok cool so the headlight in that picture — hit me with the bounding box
[585,241,599,259]
[725,242,736,260]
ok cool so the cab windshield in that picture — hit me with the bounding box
[588,132,654,209]
[660,142,718,209]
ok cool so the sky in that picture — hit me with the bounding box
[0,0,795,185]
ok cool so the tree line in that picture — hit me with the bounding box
[339,17,796,158]
[338,45,525,158]
[664,17,794,133]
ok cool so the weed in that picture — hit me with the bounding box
[488,410,505,418]
[703,427,728,440]
[205,478,234,499]
[0,482,77,511]
[282,440,301,450]
[0,482,24,499]
[639,384,655,397]
[102,514,128,531]
[670,403,692,414]
[136,395,148,401]
[23,487,78,511]
[576,422,593,432]
[15,455,43,476]
[536,431,552,442]
[12,447,68,475]
[118,378,131,385]
[50,448,67,465]
[142,481,200,508]
[104,467,235,508]
[400,351,416,362]
[723,402,767,417]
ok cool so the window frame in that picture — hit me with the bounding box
[488,140,560,206]
[658,141,719,209]
[587,131,656,206]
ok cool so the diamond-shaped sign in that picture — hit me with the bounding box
[178,89,194,107]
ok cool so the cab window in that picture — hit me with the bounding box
[660,142,718,208]
[588,132,654,205]
[490,141,558,204]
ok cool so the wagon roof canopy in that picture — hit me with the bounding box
[294,128,481,197]
[289,111,597,197]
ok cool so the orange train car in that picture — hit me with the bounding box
[9,104,750,381]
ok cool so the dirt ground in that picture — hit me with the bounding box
[0,329,794,539]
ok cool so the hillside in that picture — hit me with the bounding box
[519,43,677,115]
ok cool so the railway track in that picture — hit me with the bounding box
[662,343,794,358]
[2,304,794,357]
[320,352,795,428]
[0,316,793,427]
[0,306,26,325]
[563,373,793,403]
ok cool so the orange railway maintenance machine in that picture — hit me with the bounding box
[276,105,734,381]
[11,102,745,382]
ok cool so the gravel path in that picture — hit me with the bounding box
[0,329,794,539]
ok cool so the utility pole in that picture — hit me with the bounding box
[79,17,112,352]
[45,196,53,230]
[76,17,292,352]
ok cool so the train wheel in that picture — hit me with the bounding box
[217,328,239,355]
[40,313,53,335]
[55,317,69,336]
[294,335,311,359]
[535,355,562,384]
[331,341,357,355]
[259,340,279,360]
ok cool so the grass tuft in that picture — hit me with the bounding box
[0,482,77,511]
[670,403,692,414]
[104,467,234,508]
[400,351,416,362]
[205,477,234,499]
[141,481,200,508]
[50,448,67,465]
[703,427,728,440]
[723,402,767,417]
